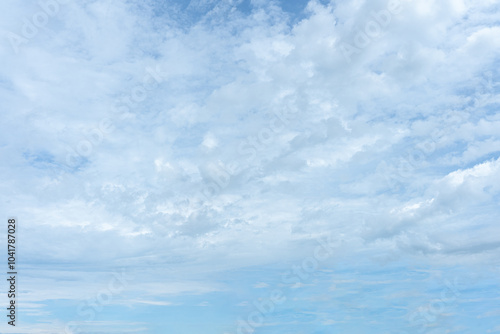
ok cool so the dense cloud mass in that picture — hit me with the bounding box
[0,0,499,333]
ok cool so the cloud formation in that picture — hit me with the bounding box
[0,0,499,332]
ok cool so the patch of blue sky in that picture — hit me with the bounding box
[23,149,89,174]
[23,150,57,169]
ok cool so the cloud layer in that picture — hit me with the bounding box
[0,0,499,333]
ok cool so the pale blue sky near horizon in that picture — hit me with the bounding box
[0,0,500,333]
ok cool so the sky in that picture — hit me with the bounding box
[0,0,499,333]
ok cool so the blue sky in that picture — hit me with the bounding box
[1,0,500,333]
